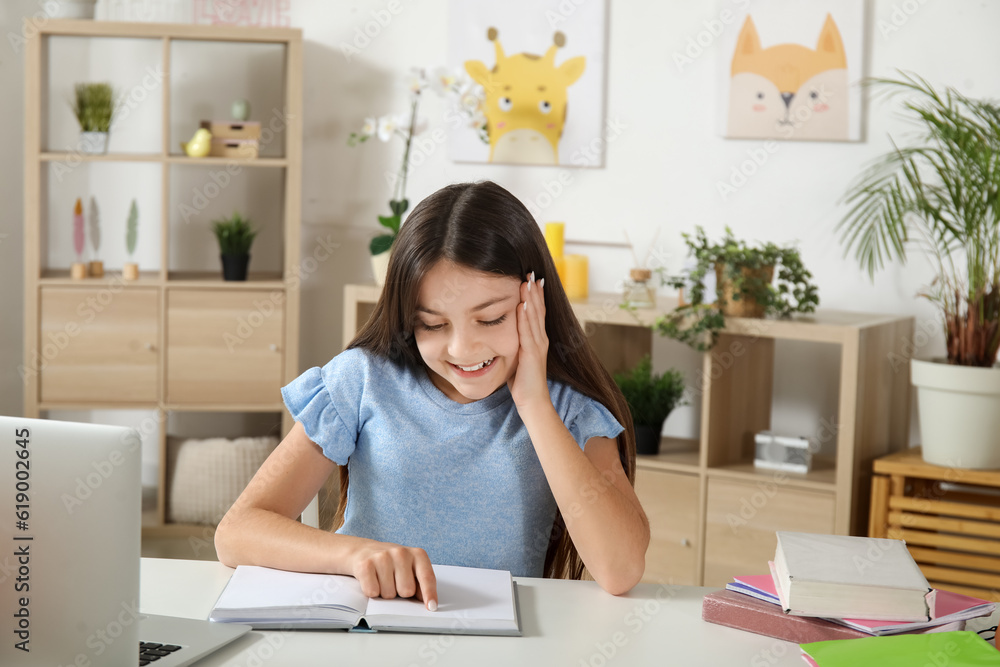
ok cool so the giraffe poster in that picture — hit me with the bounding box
[718,0,865,142]
[448,0,608,166]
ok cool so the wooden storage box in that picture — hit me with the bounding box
[209,138,259,159]
[870,448,1000,602]
[200,120,261,140]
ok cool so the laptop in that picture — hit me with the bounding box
[0,416,251,666]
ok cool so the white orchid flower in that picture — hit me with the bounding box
[428,66,458,95]
[469,111,487,129]
[459,88,484,114]
[406,69,427,95]
[360,117,377,137]
[376,114,399,142]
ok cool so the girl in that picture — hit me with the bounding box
[215,181,650,609]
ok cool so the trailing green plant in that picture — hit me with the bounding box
[838,72,1000,367]
[212,212,258,256]
[71,82,116,133]
[612,355,687,428]
[654,226,819,351]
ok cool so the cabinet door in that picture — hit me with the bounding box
[703,477,835,587]
[39,287,159,403]
[635,468,700,585]
[166,290,284,405]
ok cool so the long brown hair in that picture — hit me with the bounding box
[340,180,637,580]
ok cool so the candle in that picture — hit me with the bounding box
[544,222,565,260]
[564,254,588,300]
[553,256,566,285]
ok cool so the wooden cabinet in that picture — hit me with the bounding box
[39,287,159,404]
[703,477,835,586]
[23,20,302,538]
[343,285,915,585]
[635,468,699,585]
[166,290,285,406]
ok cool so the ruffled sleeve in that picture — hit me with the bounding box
[281,349,369,465]
[549,382,625,451]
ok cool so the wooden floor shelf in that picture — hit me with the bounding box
[870,448,1000,602]
[345,286,915,587]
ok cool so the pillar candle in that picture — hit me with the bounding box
[553,256,566,286]
[564,254,588,300]
[544,222,565,260]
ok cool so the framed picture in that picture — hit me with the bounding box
[718,0,866,142]
[448,0,608,166]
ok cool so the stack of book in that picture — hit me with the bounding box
[702,532,996,645]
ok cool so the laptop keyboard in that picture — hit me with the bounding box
[139,641,184,665]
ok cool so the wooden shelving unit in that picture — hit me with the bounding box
[344,285,915,586]
[23,20,303,539]
[870,448,1000,602]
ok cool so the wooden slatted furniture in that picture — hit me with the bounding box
[23,20,303,538]
[344,284,915,586]
[870,448,1000,602]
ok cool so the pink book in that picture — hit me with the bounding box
[726,565,993,635]
[703,590,873,644]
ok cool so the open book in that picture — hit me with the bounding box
[209,563,521,636]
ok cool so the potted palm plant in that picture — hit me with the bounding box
[212,212,258,281]
[71,82,116,154]
[656,227,819,351]
[838,72,1000,469]
[613,355,687,455]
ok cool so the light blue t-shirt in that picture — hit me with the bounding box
[281,347,624,577]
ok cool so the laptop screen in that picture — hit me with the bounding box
[1,416,141,666]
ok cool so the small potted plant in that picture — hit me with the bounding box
[613,355,687,456]
[656,227,819,350]
[123,199,139,280]
[71,82,116,154]
[838,72,1000,469]
[212,212,258,281]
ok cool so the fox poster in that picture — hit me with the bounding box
[719,0,865,141]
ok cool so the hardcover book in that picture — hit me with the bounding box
[773,532,935,621]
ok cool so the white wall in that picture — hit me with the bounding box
[2,0,998,447]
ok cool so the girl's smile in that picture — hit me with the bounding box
[414,261,521,404]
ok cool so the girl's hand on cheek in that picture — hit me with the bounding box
[508,272,550,410]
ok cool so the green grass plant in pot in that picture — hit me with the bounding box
[71,82,116,154]
[838,72,1000,469]
[613,355,687,456]
[212,212,258,281]
[655,227,819,351]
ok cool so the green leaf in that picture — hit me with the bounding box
[370,234,394,255]
[211,211,258,255]
[612,355,687,427]
[389,199,409,217]
[125,199,138,256]
[378,214,401,233]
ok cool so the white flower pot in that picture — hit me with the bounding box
[912,358,1000,469]
[370,251,390,287]
[79,131,109,154]
[50,0,98,18]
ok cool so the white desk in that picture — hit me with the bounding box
[141,558,813,666]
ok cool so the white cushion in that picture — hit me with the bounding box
[167,436,277,526]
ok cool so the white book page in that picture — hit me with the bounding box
[365,564,515,624]
[215,565,369,613]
